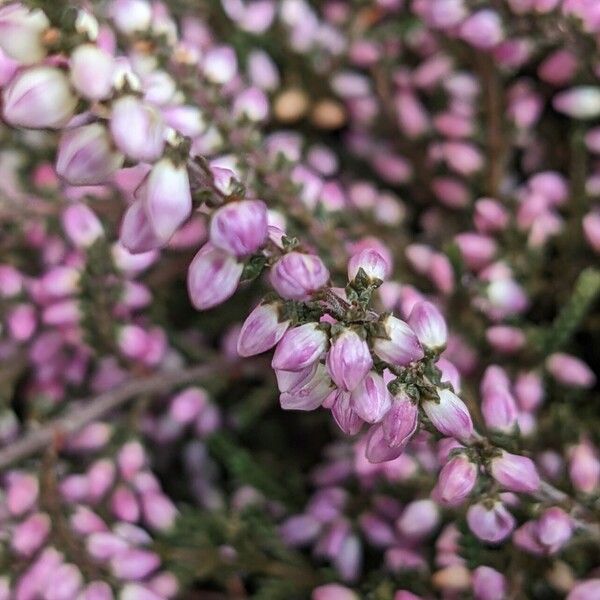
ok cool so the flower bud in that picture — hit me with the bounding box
[482,387,518,432]
[280,514,321,546]
[56,124,124,185]
[486,325,525,353]
[407,301,447,351]
[237,302,290,357]
[162,105,206,137]
[0,4,49,64]
[110,548,160,580]
[327,329,372,392]
[70,44,114,100]
[144,158,192,243]
[363,425,402,463]
[467,501,515,543]
[270,252,330,300]
[7,472,38,516]
[472,566,507,600]
[351,371,391,423]
[490,451,540,493]
[12,512,51,556]
[187,243,243,310]
[280,363,333,411]
[537,507,573,552]
[569,440,600,493]
[210,200,268,258]
[2,66,77,129]
[422,389,473,441]
[347,249,389,282]
[109,0,152,34]
[474,198,509,234]
[460,9,503,49]
[455,232,497,270]
[233,87,269,121]
[62,203,104,248]
[546,352,596,389]
[272,323,328,371]
[381,391,418,447]
[583,211,600,253]
[331,390,364,436]
[397,499,439,539]
[433,454,477,506]
[373,315,424,366]
[141,491,177,530]
[110,95,166,162]
[567,579,600,600]
[203,46,238,85]
[553,87,600,119]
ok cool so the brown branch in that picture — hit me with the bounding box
[0,363,219,471]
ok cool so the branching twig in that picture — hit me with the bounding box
[0,363,222,470]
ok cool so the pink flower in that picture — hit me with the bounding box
[237,302,290,357]
[272,323,328,371]
[433,454,477,506]
[327,329,373,392]
[372,315,424,366]
[270,252,330,300]
[490,451,540,493]
[467,501,515,543]
[422,389,473,441]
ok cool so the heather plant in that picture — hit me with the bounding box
[0,0,599,598]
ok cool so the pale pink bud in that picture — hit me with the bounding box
[537,507,573,552]
[583,211,600,253]
[486,278,529,315]
[187,242,243,310]
[569,440,600,493]
[482,387,518,432]
[554,87,600,119]
[233,87,269,122]
[327,329,372,392]
[455,233,497,271]
[78,581,114,600]
[7,472,38,515]
[381,392,418,447]
[312,584,358,600]
[334,534,362,582]
[56,123,124,185]
[248,49,279,91]
[144,158,191,243]
[364,424,406,463]
[203,46,237,84]
[0,264,22,297]
[472,566,506,600]
[87,458,116,500]
[2,66,77,128]
[546,353,596,388]
[467,501,515,543]
[280,514,321,546]
[474,198,509,233]
[460,10,503,49]
[422,389,473,441]
[70,44,114,100]
[351,371,392,423]
[272,322,328,371]
[567,579,600,600]
[141,491,177,530]
[111,549,160,580]
[109,0,152,34]
[280,363,333,411]
[62,203,104,248]
[486,325,525,353]
[110,96,166,162]
[46,563,83,600]
[358,512,395,547]
[347,249,389,282]
[0,4,49,64]
[87,532,129,560]
[437,357,461,393]
[430,253,455,294]
[408,301,447,351]
[70,506,107,535]
[433,454,477,506]
[331,390,364,435]
[237,302,290,357]
[397,499,439,539]
[538,49,578,86]
[118,324,151,361]
[118,440,145,479]
[373,315,424,366]
[490,451,540,493]
[162,105,206,137]
[119,199,162,254]
[395,90,429,138]
[270,252,330,300]
[12,512,51,556]
[210,200,268,258]
[7,303,36,341]
[42,298,81,326]
[110,485,140,522]
[169,387,207,424]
